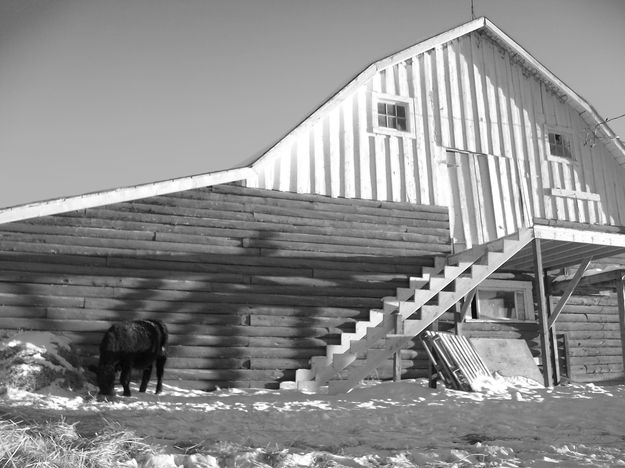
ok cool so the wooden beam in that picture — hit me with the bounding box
[455,288,477,335]
[548,257,593,329]
[534,238,554,387]
[533,225,625,248]
[615,275,625,379]
[393,311,403,382]
[547,188,601,202]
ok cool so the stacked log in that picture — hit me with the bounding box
[0,183,450,389]
[552,294,624,382]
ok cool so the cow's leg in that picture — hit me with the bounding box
[139,365,152,393]
[120,361,132,397]
[155,355,167,394]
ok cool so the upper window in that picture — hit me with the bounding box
[377,101,408,131]
[548,132,573,159]
[372,92,415,137]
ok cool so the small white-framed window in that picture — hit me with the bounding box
[372,92,415,137]
[377,101,408,131]
[546,129,574,161]
[468,280,534,322]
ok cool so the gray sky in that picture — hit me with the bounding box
[1,0,624,208]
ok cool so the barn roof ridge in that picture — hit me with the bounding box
[0,17,623,225]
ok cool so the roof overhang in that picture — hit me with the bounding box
[0,166,256,225]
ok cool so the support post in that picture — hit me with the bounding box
[533,239,554,387]
[392,311,403,382]
[616,275,625,378]
[455,288,477,336]
[427,320,440,388]
[548,299,561,385]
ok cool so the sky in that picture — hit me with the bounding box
[0,0,624,209]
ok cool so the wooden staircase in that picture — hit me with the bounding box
[279,228,534,394]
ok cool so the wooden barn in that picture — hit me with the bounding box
[1,17,624,392]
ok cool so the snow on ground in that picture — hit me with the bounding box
[1,332,625,467]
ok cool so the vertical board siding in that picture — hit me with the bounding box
[250,30,625,241]
[0,184,451,390]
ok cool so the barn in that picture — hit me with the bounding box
[1,17,624,392]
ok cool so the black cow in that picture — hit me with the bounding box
[97,319,168,397]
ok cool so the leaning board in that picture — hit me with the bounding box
[469,338,544,385]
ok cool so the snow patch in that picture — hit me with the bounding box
[1,331,624,467]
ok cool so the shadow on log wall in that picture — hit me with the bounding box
[0,184,451,390]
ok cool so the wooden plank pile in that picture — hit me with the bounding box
[422,331,491,391]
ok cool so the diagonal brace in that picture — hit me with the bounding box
[548,257,593,329]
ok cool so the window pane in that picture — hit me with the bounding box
[388,117,396,129]
[378,114,387,127]
[397,118,407,131]
[377,102,386,114]
[515,291,526,320]
[477,290,515,320]
[396,105,406,118]
[562,145,572,158]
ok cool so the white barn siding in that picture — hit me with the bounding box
[249,30,625,249]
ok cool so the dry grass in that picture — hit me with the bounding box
[0,417,154,468]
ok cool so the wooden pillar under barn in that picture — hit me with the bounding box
[533,239,554,387]
[392,310,403,382]
[616,275,625,378]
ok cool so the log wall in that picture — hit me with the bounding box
[0,183,451,390]
[552,294,624,383]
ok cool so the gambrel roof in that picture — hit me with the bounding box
[1,16,623,224]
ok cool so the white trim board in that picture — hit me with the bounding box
[533,225,625,248]
[0,167,255,225]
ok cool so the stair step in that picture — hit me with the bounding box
[383,299,400,313]
[295,368,314,382]
[341,332,358,347]
[437,290,458,304]
[403,319,428,336]
[280,381,299,390]
[369,309,385,324]
[395,288,414,301]
[297,380,319,393]
[327,344,347,358]
[453,276,477,291]
[428,276,451,291]
[469,263,491,278]
[485,251,507,265]
[409,277,429,289]
[310,355,331,370]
